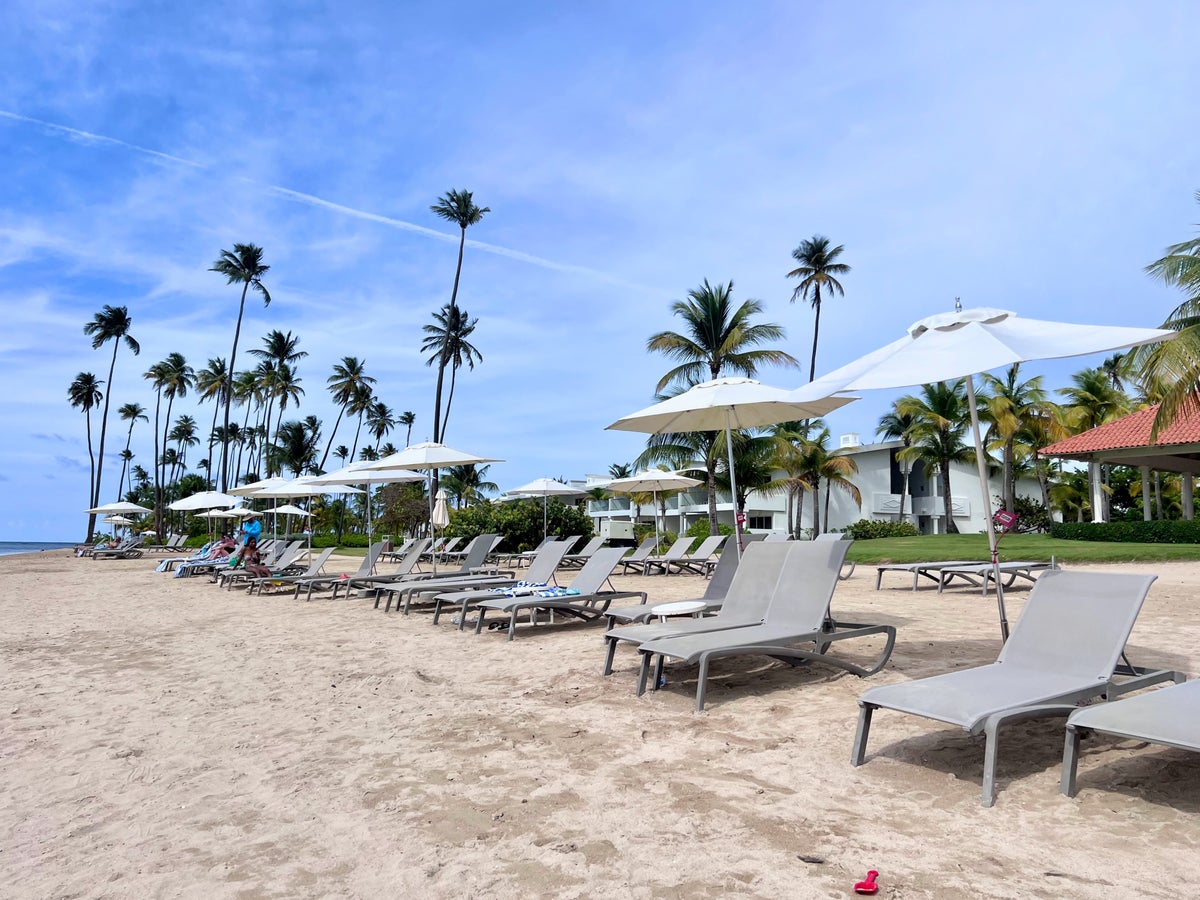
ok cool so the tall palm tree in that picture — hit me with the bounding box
[268,361,304,455]
[647,280,799,391]
[82,305,139,508]
[143,360,169,534]
[321,357,376,470]
[766,420,816,537]
[421,304,482,441]
[169,415,199,482]
[978,364,1048,511]
[116,402,147,500]
[1058,367,1131,521]
[398,411,415,447]
[637,427,725,534]
[347,382,374,463]
[430,189,490,443]
[441,464,498,507]
[210,243,271,490]
[896,381,973,534]
[269,419,320,477]
[231,369,260,483]
[787,235,850,382]
[194,358,228,488]
[69,372,103,540]
[875,409,918,523]
[366,401,396,450]
[155,353,194,494]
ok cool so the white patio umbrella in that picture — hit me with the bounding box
[794,306,1174,640]
[607,377,855,556]
[247,476,363,548]
[227,476,290,497]
[308,460,426,544]
[273,504,312,517]
[507,477,583,540]
[362,442,504,573]
[168,490,243,511]
[603,470,703,550]
[102,515,133,525]
[84,501,152,515]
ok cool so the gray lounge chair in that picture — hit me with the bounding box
[373,535,502,612]
[603,540,794,676]
[616,536,660,575]
[291,541,386,600]
[851,569,1184,806]
[874,560,984,591]
[1061,677,1193,798]
[244,547,336,595]
[642,537,695,575]
[666,535,726,575]
[815,532,855,580]
[473,548,644,640]
[91,536,146,559]
[936,560,1055,594]
[431,541,574,629]
[328,538,431,599]
[559,535,606,569]
[635,540,895,711]
[216,540,306,590]
[501,535,562,568]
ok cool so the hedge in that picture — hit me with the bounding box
[1050,520,1200,544]
[844,519,921,540]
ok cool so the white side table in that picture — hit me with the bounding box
[649,599,707,622]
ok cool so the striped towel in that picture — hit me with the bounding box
[489,581,547,596]
[533,587,580,598]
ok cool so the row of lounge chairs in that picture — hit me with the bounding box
[874,558,1055,592]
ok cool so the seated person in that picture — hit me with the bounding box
[241,538,273,578]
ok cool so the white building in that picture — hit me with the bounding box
[586,435,1040,537]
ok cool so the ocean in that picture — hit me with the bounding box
[0,541,76,557]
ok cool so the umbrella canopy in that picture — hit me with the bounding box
[604,470,703,549]
[309,460,427,486]
[196,509,245,520]
[507,478,583,540]
[102,515,133,525]
[249,476,364,498]
[795,306,1174,640]
[84,501,152,515]
[272,504,312,517]
[227,476,291,497]
[363,440,502,472]
[608,377,853,555]
[168,490,243,511]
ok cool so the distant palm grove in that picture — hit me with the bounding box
[72,193,1200,542]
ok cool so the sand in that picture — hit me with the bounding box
[2,548,1199,899]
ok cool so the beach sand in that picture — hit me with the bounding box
[2,549,1198,898]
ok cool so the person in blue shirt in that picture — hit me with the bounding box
[240,511,263,546]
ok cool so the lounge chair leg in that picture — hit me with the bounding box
[636,652,652,696]
[475,609,487,634]
[602,636,618,676]
[851,704,874,766]
[981,721,1001,808]
[1061,725,1083,797]
[507,612,517,641]
[653,654,664,691]
[457,599,470,630]
[695,655,710,712]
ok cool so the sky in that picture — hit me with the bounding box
[2,1,1199,541]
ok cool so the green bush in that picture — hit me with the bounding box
[685,517,735,538]
[1050,520,1200,543]
[445,499,594,554]
[312,532,370,548]
[844,519,921,540]
[997,495,1053,533]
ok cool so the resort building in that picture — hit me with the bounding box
[586,434,1040,537]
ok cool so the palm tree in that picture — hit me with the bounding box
[430,189,490,443]
[194,358,228,488]
[896,381,973,534]
[713,431,779,520]
[210,243,271,490]
[69,372,103,540]
[116,402,147,500]
[421,304,483,441]
[269,420,320,477]
[333,445,349,465]
[766,421,816,537]
[787,235,850,381]
[366,401,396,450]
[169,415,199,482]
[268,361,304,455]
[647,280,799,391]
[321,357,376,470]
[978,364,1048,511]
[398,411,415,447]
[1058,367,1131,521]
[778,424,860,537]
[637,427,725,534]
[608,463,633,480]
[441,464,498,507]
[82,305,140,509]
[155,353,194,501]
[875,409,918,523]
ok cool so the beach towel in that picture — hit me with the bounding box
[532,586,580,598]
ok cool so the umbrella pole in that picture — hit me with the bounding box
[428,470,438,574]
[543,494,548,542]
[965,377,1008,641]
[725,410,742,558]
[653,489,660,552]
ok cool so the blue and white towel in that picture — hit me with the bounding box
[533,587,580,598]
[489,580,547,597]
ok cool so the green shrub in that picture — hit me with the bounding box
[997,495,1053,533]
[312,532,370,549]
[844,519,921,540]
[685,517,735,538]
[445,499,594,554]
[1050,520,1200,543]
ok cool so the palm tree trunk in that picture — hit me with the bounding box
[443,361,459,440]
[1003,438,1015,511]
[84,408,96,541]
[898,455,909,523]
[824,479,832,533]
[151,390,162,537]
[120,419,137,501]
[318,405,347,471]
[205,397,220,489]
[795,488,806,539]
[706,460,719,536]
[940,461,958,533]
[350,410,365,462]
[94,343,120,508]
[220,282,251,491]
[808,289,822,382]
[811,475,821,537]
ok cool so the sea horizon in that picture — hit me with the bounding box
[0,541,77,557]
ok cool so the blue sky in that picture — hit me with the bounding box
[2,1,1199,541]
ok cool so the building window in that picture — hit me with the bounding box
[747,515,773,530]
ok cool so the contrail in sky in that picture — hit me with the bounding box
[0,109,657,292]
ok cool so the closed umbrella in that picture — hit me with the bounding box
[607,377,854,556]
[507,477,582,540]
[603,470,703,550]
[794,306,1174,640]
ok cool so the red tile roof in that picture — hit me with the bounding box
[1042,403,1200,458]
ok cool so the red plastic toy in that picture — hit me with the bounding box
[854,870,880,895]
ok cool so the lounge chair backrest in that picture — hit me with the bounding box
[353,541,386,577]
[712,541,794,626]
[297,547,336,577]
[761,540,852,630]
[656,536,695,561]
[763,532,790,542]
[625,536,660,562]
[567,547,629,595]
[392,538,430,575]
[815,532,845,542]
[485,534,505,555]
[272,541,306,569]
[572,536,606,557]
[559,535,583,552]
[455,534,498,572]
[702,534,764,601]
[439,537,463,554]
[523,541,573,584]
[687,535,725,560]
[997,570,1156,682]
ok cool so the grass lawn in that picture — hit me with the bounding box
[843,533,1200,564]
